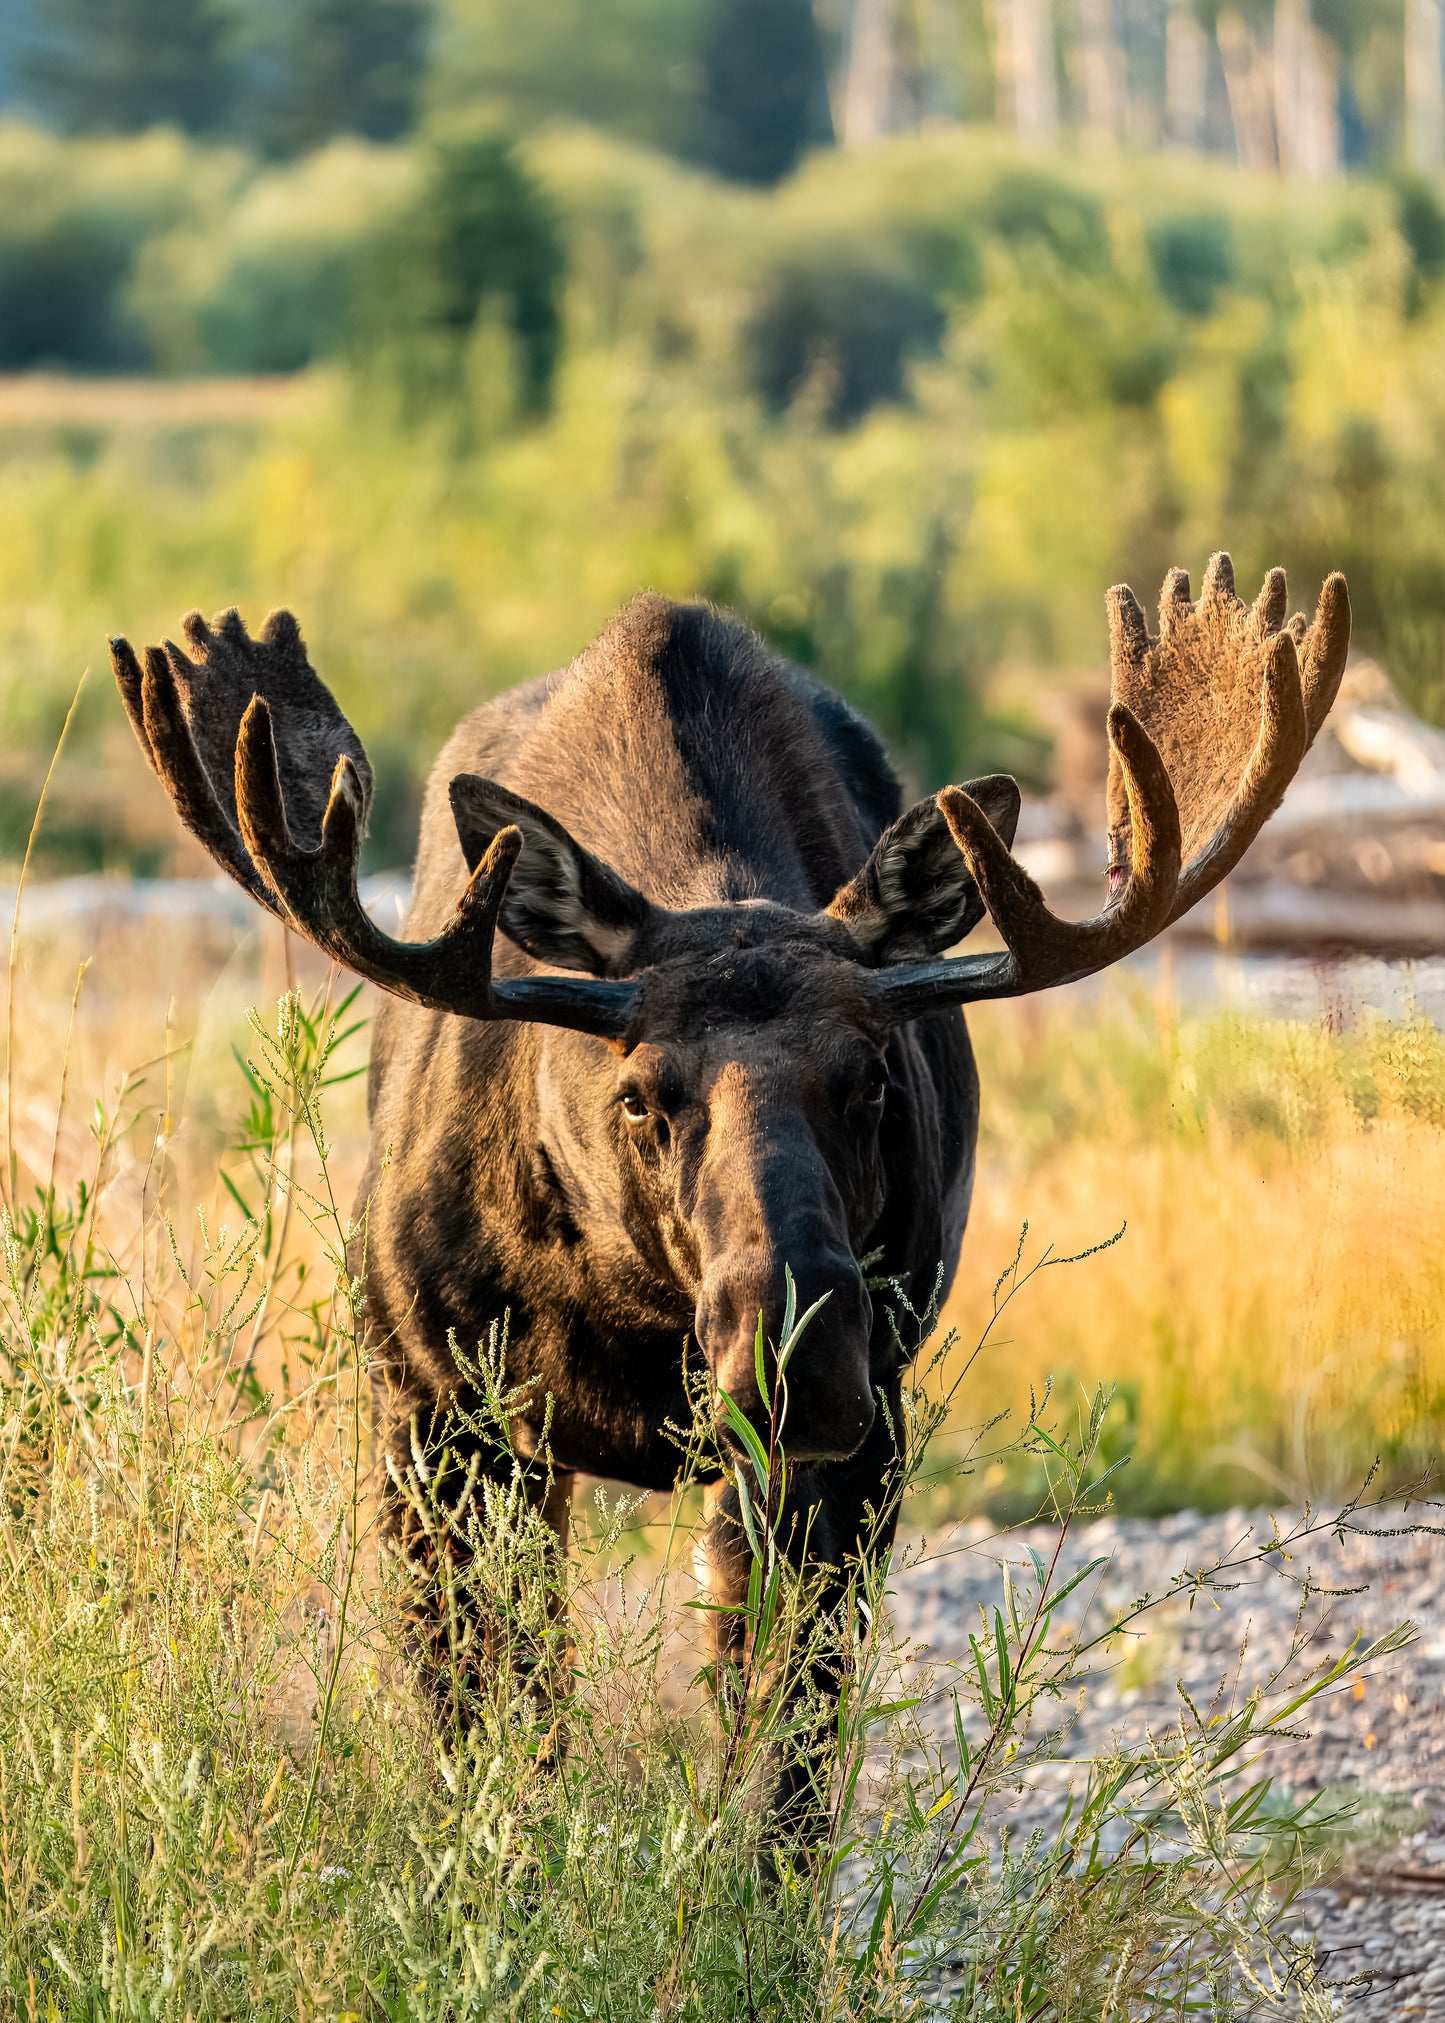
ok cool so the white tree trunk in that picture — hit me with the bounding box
[1274,0,1338,179]
[1165,0,1208,151]
[841,0,898,144]
[1272,0,1305,172]
[914,0,965,125]
[1217,9,1277,171]
[1002,0,1057,144]
[1305,24,1340,178]
[1407,0,1445,173]
[1078,0,1123,142]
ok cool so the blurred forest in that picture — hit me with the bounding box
[1,0,1445,872]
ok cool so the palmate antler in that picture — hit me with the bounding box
[113,562,1347,1038]
[110,610,639,1038]
[874,555,1350,1017]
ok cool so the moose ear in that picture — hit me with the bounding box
[449,775,652,977]
[826,776,1022,964]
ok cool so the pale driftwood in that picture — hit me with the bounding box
[1262,773,1445,838]
[1031,651,1445,954]
[1332,704,1445,790]
[1171,882,1445,955]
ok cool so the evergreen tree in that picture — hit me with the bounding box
[21,0,231,133]
[366,132,565,418]
[426,0,706,155]
[688,0,833,184]
[251,0,430,157]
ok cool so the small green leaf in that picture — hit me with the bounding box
[717,1386,770,1492]
[779,1291,831,1375]
[733,1464,763,1564]
[1054,1559,1112,1616]
[994,1606,1013,1704]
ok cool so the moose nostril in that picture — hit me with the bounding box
[694,1253,876,1456]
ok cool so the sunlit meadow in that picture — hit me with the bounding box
[0,910,1410,2014]
[0,117,1442,2009]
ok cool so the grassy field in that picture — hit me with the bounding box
[0,907,1409,2013]
[941,973,1445,1517]
[5,905,1439,1523]
[2,121,1444,2006]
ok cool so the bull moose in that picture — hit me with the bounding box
[110,555,1349,1827]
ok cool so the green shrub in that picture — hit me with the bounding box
[1394,171,1445,284]
[0,211,140,370]
[134,140,416,373]
[979,166,1110,272]
[0,123,208,369]
[362,129,565,417]
[743,244,945,422]
[1146,209,1235,316]
[898,213,985,304]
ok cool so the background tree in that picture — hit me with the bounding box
[687,0,833,180]
[1405,0,1443,168]
[364,131,565,421]
[21,0,232,133]
[425,0,706,153]
[247,0,431,157]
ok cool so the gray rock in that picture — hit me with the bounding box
[891,1501,1445,2009]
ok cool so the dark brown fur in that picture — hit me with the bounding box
[365,626,965,1443]
[347,596,984,1826]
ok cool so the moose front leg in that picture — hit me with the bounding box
[700,1379,906,1852]
[380,1399,576,1755]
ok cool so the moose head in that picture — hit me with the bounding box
[111,557,1349,1466]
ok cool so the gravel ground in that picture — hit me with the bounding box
[888,1506,1445,2017]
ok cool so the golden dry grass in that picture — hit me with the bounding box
[0,903,370,1396]
[938,976,1445,1511]
[3,900,1442,1512]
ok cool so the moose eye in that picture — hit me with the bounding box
[861,1066,887,1108]
[620,1092,650,1125]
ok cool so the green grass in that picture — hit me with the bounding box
[0,974,1416,2016]
[930,979,1445,1518]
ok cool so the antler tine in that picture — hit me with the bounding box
[114,607,639,1040]
[941,705,1178,972]
[1166,624,1307,924]
[235,699,638,1040]
[111,635,151,766]
[872,704,1181,1017]
[1250,566,1289,638]
[111,634,283,916]
[871,556,1348,1019]
[1292,569,1351,740]
[1161,570,1349,924]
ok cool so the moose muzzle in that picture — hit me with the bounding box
[695,1247,875,1463]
